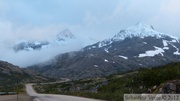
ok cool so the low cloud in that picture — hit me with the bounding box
[0,39,84,67]
[1,0,180,67]
[0,21,89,67]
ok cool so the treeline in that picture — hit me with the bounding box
[136,62,180,87]
[97,62,180,100]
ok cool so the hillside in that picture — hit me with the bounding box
[0,60,52,93]
[34,62,180,101]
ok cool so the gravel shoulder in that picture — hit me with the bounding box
[0,94,32,101]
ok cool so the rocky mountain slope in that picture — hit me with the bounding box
[29,23,180,80]
[0,60,50,85]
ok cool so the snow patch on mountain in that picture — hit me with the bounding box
[104,59,109,62]
[163,47,169,50]
[104,48,109,53]
[171,44,180,55]
[163,40,168,47]
[162,39,180,51]
[138,46,165,57]
[94,65,98,67]
[92,46,96,48]
[118,55,128,59]
[98,39,113,48]
[162,40,169,50]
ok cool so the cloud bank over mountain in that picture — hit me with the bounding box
[0,0,180,67]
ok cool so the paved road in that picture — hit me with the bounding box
[26,84,103,101]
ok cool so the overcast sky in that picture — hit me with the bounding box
[0,0,180,42]
[1,0,180,67]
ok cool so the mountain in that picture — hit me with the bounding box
[0,60,53,93]
[29,22,180,80]
[56,29,76,41]
[13,41,50,52]
[0,60,50,85]
[13,29,77,52]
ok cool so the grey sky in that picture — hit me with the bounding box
[1,0,180,67]
[0,0,180,42]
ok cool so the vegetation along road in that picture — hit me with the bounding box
[26,84,103,101]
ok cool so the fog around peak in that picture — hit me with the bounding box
[1,0,180,67]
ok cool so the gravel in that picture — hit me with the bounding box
[0,94,32,101]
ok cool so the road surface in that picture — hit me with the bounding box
[26,84,103,101]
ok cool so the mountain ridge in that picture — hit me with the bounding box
[28,23,180,80]
[13,29,77,52]
[0,60,51,84]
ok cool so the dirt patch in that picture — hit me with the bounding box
[0,94,32,101]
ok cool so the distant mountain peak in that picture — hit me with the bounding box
[56,29,76,41]
[13,40,49,52]
[12,29,79,52]
[112,22,169,41]
[134,22,154,30]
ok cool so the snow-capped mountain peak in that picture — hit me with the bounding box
[113,22,169,41]
[134,22,154,30]
[87,22,180,50]
[12,29,79,52]
[56,29,76,41]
